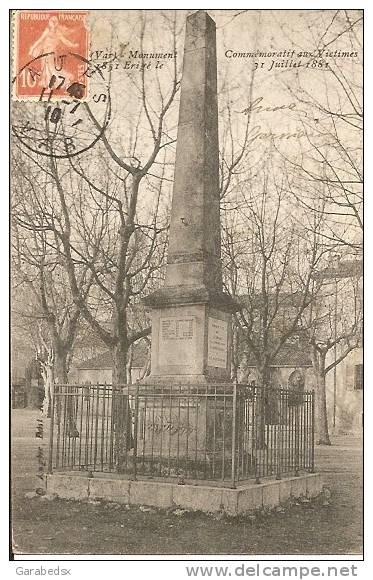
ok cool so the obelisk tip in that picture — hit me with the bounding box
[188,9,216,26]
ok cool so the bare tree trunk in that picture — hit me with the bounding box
[254,363,269,449]
[54,349,68,383]
[55,346,80,437]
[40,351,54,419]
[112,340,127,386]
[311,347,331,446]
[258,363,270,387]
[112,340,133,472]
[315,371,331,445]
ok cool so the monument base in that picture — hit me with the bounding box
[46,472,323,515]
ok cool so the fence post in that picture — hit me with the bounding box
[254,386,261,484]
[132,383,139,481]
[310,390,315,473]
[294,394,300,477]
[231,383,237,489]
[276,388,282,480]
[47,383,56,474]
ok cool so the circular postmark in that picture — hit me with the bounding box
[12,51,111,159]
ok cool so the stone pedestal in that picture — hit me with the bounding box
[145,303,233,384]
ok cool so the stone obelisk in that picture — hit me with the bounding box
[143,10,237,384]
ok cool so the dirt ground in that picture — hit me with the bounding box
[11,409,363,556]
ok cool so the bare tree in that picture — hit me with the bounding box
[222,154,329,386]
[12,11,180,387]
[279,10,363,253]
[308,260,362,444]
[11,153,92,385]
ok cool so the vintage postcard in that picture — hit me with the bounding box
[10,9,363,560]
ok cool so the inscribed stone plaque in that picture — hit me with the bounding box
[208,317,228,368]
[159,316,196,366]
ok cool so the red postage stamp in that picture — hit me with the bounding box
[13,10,89,100]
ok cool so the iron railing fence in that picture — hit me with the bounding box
[48,383,314,486]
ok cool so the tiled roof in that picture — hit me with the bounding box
[237,292,306,309]
[246,346,312,368]
[77,342,148,370]
[312,259,362,280]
